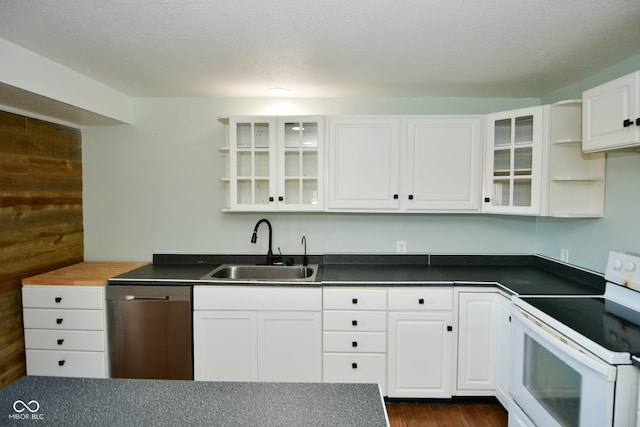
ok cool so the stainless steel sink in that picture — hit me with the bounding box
[200,264,318,282]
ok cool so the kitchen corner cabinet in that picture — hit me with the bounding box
[583,70,640,152]
[322,288,388,394]
[22,286,108,378]
[387,287,454,398]
[223,116,324,211]
[327,116,483,212]
[484,106,543,215]
[454,288,498,396]
[193,286,321,383]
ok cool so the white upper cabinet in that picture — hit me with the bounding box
[583,70,640,152]
[327,116,482,212]
[484,106,544,215]
[327,117,401,210]
[225,116,324,212]
[404,117,482,212]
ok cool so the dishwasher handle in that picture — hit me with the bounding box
[125,295,170,301]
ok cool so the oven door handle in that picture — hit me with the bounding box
[512,307,618,381]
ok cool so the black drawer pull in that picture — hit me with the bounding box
[418,298,424,304]
[352,362,358,369]
[352,320,358,326]
[55,297,62,303]
[408,194,414,200]
[393,194,398,199]
[352,341,358,347]
[352,298,358,304]
[57,339,64,345]
[58,360,65,366]
[56,318,63,325]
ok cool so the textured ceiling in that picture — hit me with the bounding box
[1,0,639,98]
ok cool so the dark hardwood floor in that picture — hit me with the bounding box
[386,399,508,427]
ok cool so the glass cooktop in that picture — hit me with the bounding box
[521,296,640,355]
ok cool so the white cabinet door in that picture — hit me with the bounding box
[327,117,401,210]
[495,294,512,408]
[583,71,640,152]
[456,291,497,393]
[193,311,258,381]
[387,311,453,398]
[258,311,322,383]
[484,106,543,215]
[405,117,482,211]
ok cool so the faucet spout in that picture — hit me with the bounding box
[301,236,308,266]
[251,219,274,265]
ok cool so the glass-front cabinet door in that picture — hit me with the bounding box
[484,106,543,215]
[279,117,324,210]
[227,116,323,211]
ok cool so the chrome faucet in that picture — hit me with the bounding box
[251,218,274,265]
[301,235,308,266]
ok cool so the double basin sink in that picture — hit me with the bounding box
[200,264,319,282]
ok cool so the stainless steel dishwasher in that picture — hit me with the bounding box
[106,285,192,380]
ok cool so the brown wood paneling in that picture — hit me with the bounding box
[0,110,83,388]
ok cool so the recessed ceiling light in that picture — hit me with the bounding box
[268,87,290,95]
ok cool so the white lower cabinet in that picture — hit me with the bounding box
[322,287,388,393]
[193,286,321,383]
[455,289,497,395]
[22,285,108,378]
[387,287,454,398]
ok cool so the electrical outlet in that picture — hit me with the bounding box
[396,241,407,253]
[561,249,569,263]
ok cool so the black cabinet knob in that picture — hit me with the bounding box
[351,362,358,369]
[269,196,274,202]
[393,194,398,199]
[447,325,453,332]
[352,341,358,347]
[352,320,358,326]
[418,298,424,304]
[58,360,65,366]
[636,118,640,126]
[484,197,491,203]
[56,318,63,325]
[57,339,64,345]
[624,119,634,127]
[278,196,284,201]
[352,298,358,304]
[54,297,62,303]
[408,194,414,200]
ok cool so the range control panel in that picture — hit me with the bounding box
[606,251,640,292]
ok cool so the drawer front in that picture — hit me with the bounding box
[194,286,321,311]
[24,329,105,351]
[23,309,104,331]
[22,286,104,309]
[323,331,387,353]
[323,288,387,310]
[25,350,106,378]
[323,353,386,390]
[323,310,387,332]
[388,287,453,311]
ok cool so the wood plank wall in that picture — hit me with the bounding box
[0,110,84,388]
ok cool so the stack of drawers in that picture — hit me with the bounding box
[22,285,108,378]
[322,288,387,393]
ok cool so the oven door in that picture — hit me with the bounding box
[511,307,617,427]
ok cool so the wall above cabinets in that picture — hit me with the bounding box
[220,105,605,218]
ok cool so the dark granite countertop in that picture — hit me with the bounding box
[108,253,605,296]
[0,376,388,427]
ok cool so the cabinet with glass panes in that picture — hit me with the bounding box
[484,106,543,215]
[222,116,324,211]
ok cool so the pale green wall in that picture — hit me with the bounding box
[83,97,539,263]
[535,52,640,272]
[83,57,640,274]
